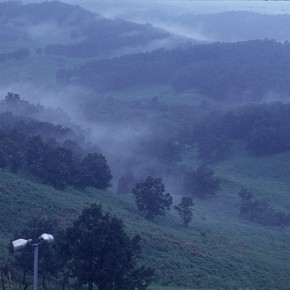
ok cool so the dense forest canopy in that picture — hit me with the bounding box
[59,39,290,103]
[3,1,290,102]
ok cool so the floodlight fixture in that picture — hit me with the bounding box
[11,233,54,290]
[12,238,30,251]
[39,233,54,244]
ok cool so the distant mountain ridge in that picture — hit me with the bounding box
[175,11,290,42]
[122,10,290,42]
[0,1,97,26]
[0,0,172,57]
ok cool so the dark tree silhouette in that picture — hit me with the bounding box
[174,196,194,227]
[44,147,74,190]
[238,190,290,226]
[4,92,20,104]
[74,153,112,190]
[25,135,46,176]
[184,165,221,198]
[64,203,154,290]
[132,176,173,220]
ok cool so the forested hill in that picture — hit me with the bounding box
[0,94,112,191]
[59,39,290,103]
[0,1,171,58]
[0,1,96,26]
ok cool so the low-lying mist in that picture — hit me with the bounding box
[0,82,188,195]
[4,0,290,197]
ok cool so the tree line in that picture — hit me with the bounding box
[58,39,290,103]
[0,96,112,191]
[193,102,290,163]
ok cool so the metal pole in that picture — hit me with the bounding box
[33,245,39,290]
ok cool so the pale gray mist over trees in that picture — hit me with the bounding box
[2,0,290,289]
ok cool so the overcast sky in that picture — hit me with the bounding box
[19,0,290,16]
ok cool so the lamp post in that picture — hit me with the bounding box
[12,233,54,290]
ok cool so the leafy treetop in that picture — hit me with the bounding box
[132,176,172,220]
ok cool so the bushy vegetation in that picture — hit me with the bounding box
[183,166,221,198]
[132,176,173,220]
[63,203,154,290]
[239,190,290,226]
[0,94,112,191]
[174,196,194,227]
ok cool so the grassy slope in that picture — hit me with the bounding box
[1,40,290,290]
[1,143,290,290]
[0,76,289,289]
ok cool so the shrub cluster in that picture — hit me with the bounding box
[238,190,290,226]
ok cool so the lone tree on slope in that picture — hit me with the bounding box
[132,176,173,220]
[174,196,194,227]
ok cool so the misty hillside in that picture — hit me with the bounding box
[120,10,290,42]
[1,145,290,290]
[59,39,290,104]
[0,0,179,89]
[174,11,290,42]
[0,1,171,57]
[2,1,290,289]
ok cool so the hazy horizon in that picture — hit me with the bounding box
[16,0,290,17]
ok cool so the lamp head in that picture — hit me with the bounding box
[39,233,54,244]
[12,239,29,251]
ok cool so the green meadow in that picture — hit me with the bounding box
[1,140,290,289]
